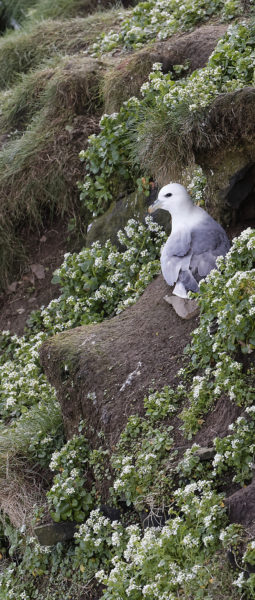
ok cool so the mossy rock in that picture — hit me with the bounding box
[195,88,255,223]
[86,190,171,247]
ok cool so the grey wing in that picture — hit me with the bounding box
[161,229,192,286]
[190,224,230,280]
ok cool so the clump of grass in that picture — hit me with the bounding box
[0,398,63,470]
[134,86,255,185]
[0,462,48,529]
[29,0,124,21]
[102,49,163,113]
[1,0,37,25]
[0,11,120,89]
[0,394,63,528]
[0,55,104,288]
[1,0,128,25]
[0,66,56,132]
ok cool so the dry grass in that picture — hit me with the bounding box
[0,393,62,528]
[0,55,104,287]
[0,460,49,529]
[0,67,56,132]
[102,50,162,112]
[0,11,121,89]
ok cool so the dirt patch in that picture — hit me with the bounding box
[0,220,84,335]
[40,275,198,446]
[155,23,228,73]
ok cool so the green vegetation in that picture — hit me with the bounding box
[0,14,120,90]
[1,227,255,599]
[0,0,255,598]
[79,21,255,216]
[180,228,255,435]
[1,0,125,26]
[47,434,95,522]
[0,54,104,288]
[92,0,244,55]
[1,0,37,25]
[28,217,165,333]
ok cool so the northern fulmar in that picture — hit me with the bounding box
[148,183,230,298]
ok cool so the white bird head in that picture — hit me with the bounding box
[148,183,192,217]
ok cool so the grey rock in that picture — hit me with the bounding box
[86,190,171,248]
[194,447,215,461]
[35,521,77,546]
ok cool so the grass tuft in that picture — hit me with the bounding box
[0,396,63,528]
[0,55,104,288]
[102,49,164,113]
[0,11,121,89]
[1,0,130,25]
[133,87,255,185]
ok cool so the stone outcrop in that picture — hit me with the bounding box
[86,189,171,248]
[225,479,255,528]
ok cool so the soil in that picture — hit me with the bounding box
[0,220,85,335]
[226,480,255,530]
[40,274,198,447]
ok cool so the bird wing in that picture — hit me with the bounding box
[160,219,230,287]
[163,229,192,257]
[160,229,192,286]
[190,224,230,279]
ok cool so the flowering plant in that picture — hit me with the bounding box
[180,229,255,435]
[213,407,255,485]
[80,22,255,218]
[74,509,127,575]
[47,435,95,523]
[91,0,242,55]
[97,481,230,600]
[29,217,166,335]
[111,414,177,507]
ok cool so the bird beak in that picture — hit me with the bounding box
[148,198,160,214]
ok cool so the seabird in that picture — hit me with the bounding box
[148,183,230,298]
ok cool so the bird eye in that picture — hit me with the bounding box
[165,192,172,197]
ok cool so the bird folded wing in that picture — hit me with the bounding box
[163,229,192,257]
[161,229,192,286]
[191,226,229,254]
[190,251,217,278]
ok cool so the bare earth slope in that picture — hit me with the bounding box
[40,275,197,446]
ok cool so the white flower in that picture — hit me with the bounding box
[94,537,102,546]
[203,515,212,527]
[95,569,105,582]
[213,453,222,467]
[233,571,245,588]
[111,531,122,546]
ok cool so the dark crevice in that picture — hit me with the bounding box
[225,163,255,226]
[0,1,8,33]
[0,2,21,34]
